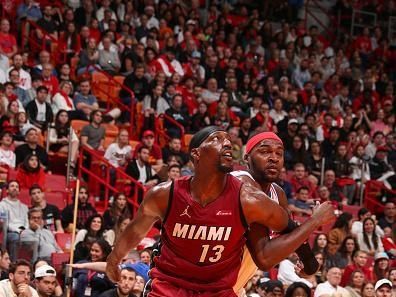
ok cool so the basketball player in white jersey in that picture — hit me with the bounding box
[232,132,327,295]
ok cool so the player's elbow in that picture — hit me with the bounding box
[271,209,289,232]
[253,254,276,271]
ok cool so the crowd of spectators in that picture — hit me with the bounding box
[0,0,393,296]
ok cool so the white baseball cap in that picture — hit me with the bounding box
[374,279,392,291]
[35,265,56,278]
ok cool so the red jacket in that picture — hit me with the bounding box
[16,167,46,189]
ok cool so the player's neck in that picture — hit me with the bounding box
[190,172,227,206]
[259,182,272,194]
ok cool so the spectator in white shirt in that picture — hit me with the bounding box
[104,129,132,168]
[351,207,384,238]
[0,131,16,169]
[357,217,384,257]
[7,54,31,90]
[277,253,313,288]
[314,267,349,297]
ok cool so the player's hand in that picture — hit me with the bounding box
[312,201,336,226]
[106,252,121,282]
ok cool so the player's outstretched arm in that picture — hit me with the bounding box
[106,182,171,282]
[247,202,335,271]
[241,183,289,232]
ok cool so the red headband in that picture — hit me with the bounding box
[245,132,283,154]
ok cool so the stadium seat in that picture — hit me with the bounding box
[46,191,67,210]
[183,134,193,151]
[71,120,89,137]
[342,205,360,218]
[45,174,67,192]
[55,233,72,251]
[103,123,119,138]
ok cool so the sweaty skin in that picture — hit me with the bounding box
[106,131,290,285]
[232,138,334,294]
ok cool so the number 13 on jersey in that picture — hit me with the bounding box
[199,244,225,263]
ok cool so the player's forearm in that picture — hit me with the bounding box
[253,218,321,271]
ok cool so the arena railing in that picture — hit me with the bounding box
[20,19,67,64]
[77,145,144,214]
[154,113,185,148]
[81,65,139,139]
[304,0,336,41]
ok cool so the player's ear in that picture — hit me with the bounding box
[190,148,200,161]
[243,153,249,163]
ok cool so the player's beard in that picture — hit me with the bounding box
[250,162,279,184]
[218,164,233,173]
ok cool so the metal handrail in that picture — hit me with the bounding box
[77,145,144,213]
[82,65,138,139]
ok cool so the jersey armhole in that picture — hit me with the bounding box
[238,184,249,231]
[162,181,174,225]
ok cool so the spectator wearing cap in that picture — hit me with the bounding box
[0,259,39,297]
[133,130,163,172]
[369,146,395,185]
[374,279,392,297]
[15,128,49,169]
[25,86,53,131]
[34,264,61,297]
[314,267,349,297]
[185,51,205,85]
[373,252,390,281]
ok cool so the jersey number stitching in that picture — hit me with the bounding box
[199,244,225,263]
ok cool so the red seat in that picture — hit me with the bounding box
[55,233,72,251]
[342,205,360,218]
[51,252,70,285]
[46,191,67,210]
[45,174,66,192]
[19,189,31,207]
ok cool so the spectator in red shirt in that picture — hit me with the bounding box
[133,130,163,172]
[16,154,46,189]
[341,250,374,287]
[290,162,317,199]
[0,19,17,58]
